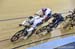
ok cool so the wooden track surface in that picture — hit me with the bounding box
[0,0,75,49]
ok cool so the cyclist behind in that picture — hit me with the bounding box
[48,13,64,29]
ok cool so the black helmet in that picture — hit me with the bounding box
[52,13,60,17]
[28,16,33,19]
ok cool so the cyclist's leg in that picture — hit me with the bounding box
[24,18,42,39]
[52,19,62,28]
